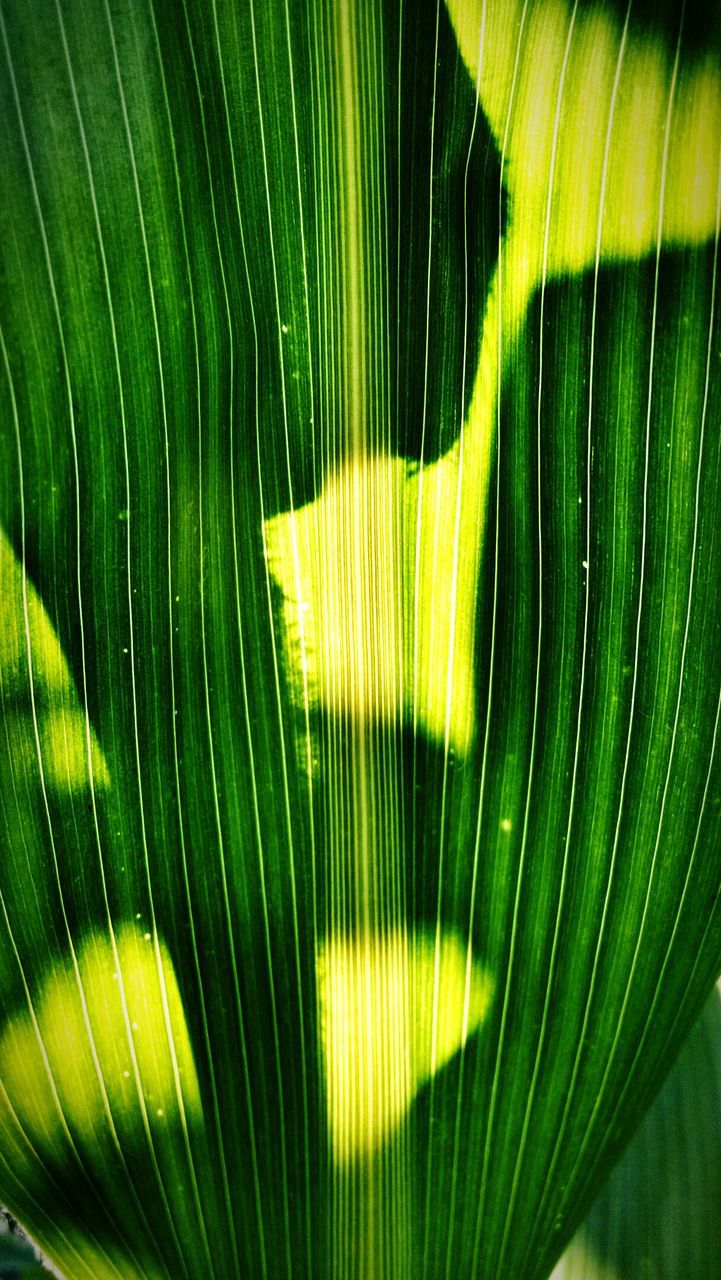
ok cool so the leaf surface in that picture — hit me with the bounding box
[0,1,720,1277]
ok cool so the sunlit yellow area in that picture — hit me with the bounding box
[0,526,109,792]
[265,394,495,756]
[317,929,493,1162]
[446,0,721,276]
[0,925,200,1159]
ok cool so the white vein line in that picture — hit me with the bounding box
[552,1,686,1226]
[442,14,506,1271]
[648,673,721,1087]
[279,7,320,1260]
[627,131,721,1071]
[238,3,309,1274]
[515,7,633,1268]
[178,4,269,1272]
[493,10,580,1273]
[147,4,248,1274]
[411,0,442,796]
[424,5,490,1273]
[468,6,531,1270]
[412,7,442,1253]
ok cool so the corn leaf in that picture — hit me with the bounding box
[1,1,720,1277]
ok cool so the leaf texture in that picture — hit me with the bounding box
[0,1,720,1277]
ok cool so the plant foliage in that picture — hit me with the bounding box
[1,1,720,1276]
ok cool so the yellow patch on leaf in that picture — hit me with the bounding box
[317,928,493,1162]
